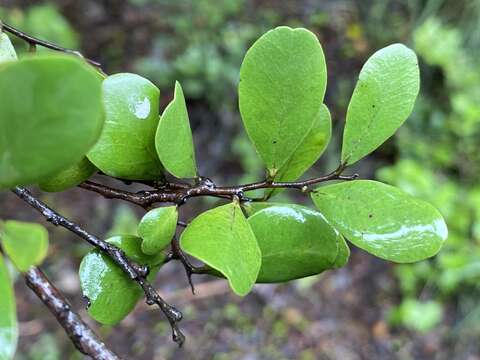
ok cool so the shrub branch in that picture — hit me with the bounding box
[12,187,185,346]
[3,23,359,352]
[1,22,102,69]
[24,266,120,359]
[79,164,358,208]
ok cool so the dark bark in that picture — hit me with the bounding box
[25,267,120,360]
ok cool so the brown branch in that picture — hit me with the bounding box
[2,23,359,353]
[25,267,120,359]
[79,165,358,208]
[170,236,210,294]
[1,22,102,69]
[78,181,178,208]
[12,187,185,346]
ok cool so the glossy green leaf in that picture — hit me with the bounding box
[156,81,197,178]
[239,26,327,175]
[0,55,103,189]
[38,157,97,192]
[311,180,448,263]
[244,201,350,269]
[138,206,178,255]
[0,221,49,272]
[266,104,331,198]
[333,236,350,268]
[180,202,261,296]
[0,255,17,360]
[247,204,344,283]
[87,73,162,180]
[79,235,165,325]
[242,201,276,216]
[0,33,17,63]
[341,44,420,165]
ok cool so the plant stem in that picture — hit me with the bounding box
[1,22,102,69]
[25,266,120,359]
[79,165,358,207]
[12,187,185,346]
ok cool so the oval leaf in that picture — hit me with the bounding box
[239,26,327,175]
[0,32,17,63]
[0,55,104,188]
[0,221,49,272]
[79,235,165,325]
[333,235,350,269]
[341,44,420,165]
[311,180,448,263]
[87,73,162,180]
[0,255,18,360]
[138,206,178,255]
[247,203,345,283]
[244,201,351,268]
[266,104,331,198]
[156,81,197,178]
[39,157,97,192]
[180,202,261,296]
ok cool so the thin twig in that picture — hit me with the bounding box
[25,267,119,359]
[79,165,358,208]
[170,236,209,294]
[2,22,360,352]
[12,187,185,346]
[79,181,178,208]
[1,22,102,68]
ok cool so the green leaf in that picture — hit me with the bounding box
[180,202,261,296]
[0,255,18,360]
[0,33,17,63]
[266,104,331,198]
[87,73,162,180]
[156,81,197,178]
[242,201,276,216]
[138,206,178,255]
[38,157,97,192]
[341,44,420,165]
[106,204,139,238]
[244,202,350,268]
[0,55,104,189]
[389,298,442,333]
[333,235,350,269]
[79,235,165,325]
[0,221,49,272]
[247,203,345,283]
[239,26,327,175]
[311,180,448,263]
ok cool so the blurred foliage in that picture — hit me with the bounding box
[378,16,480,332]
[388,298,443,333]
[131,0,266,108]
[106,204,140,238]
[0,4,78,51]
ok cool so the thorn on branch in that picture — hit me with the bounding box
[171,236,196,294]
[170,236,209,295]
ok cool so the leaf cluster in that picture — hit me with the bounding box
[0,24,448,354]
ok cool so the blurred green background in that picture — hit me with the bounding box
[1,0,480,359]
